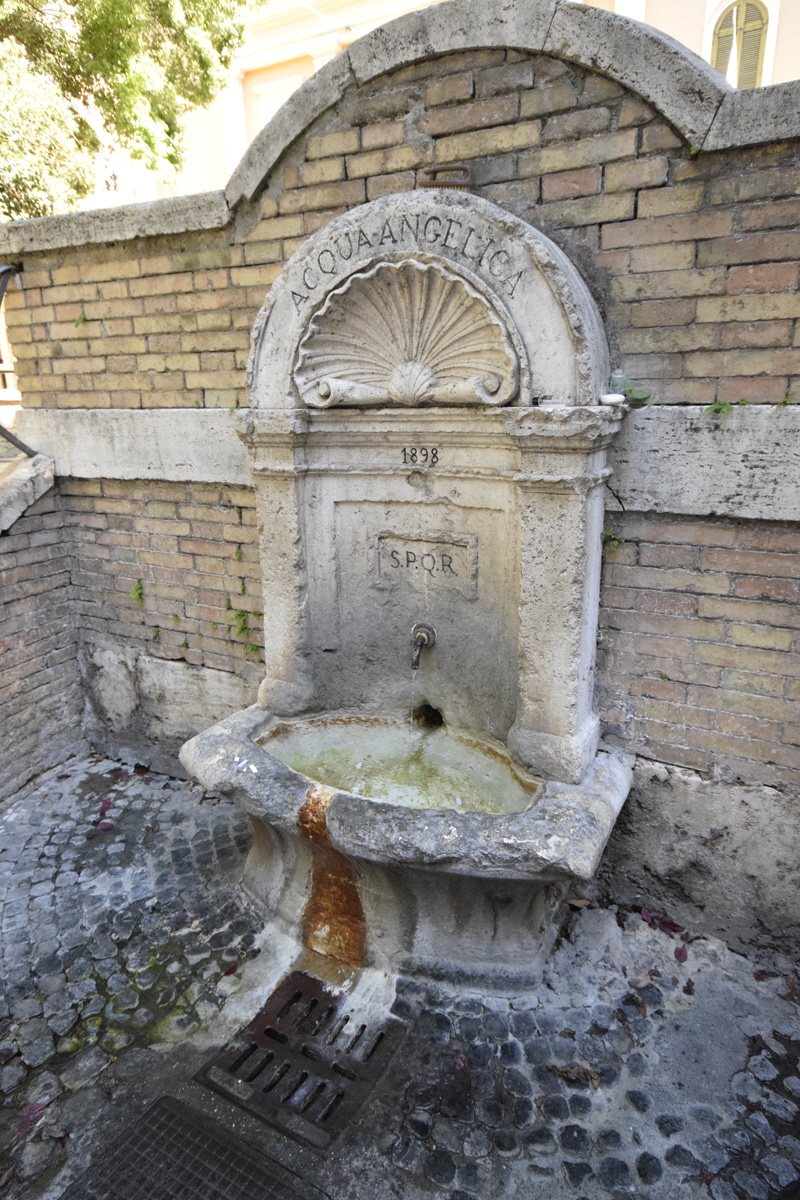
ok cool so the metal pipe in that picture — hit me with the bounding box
[0,424,37,458]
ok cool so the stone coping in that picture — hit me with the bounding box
[179,704,633,882]
[16,404,800,523]
[1,0,798,256]
[0,452,54,532]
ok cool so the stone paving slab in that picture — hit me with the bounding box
[1,756,799,1200]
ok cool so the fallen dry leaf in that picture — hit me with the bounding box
[674,944,688,964]
[641,908,686,937]
[17,1102,47,1137]
[548,1063,601,1090]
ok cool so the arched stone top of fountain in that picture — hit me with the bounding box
[247,191,610,409]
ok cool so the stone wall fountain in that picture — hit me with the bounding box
[181,190,633,986]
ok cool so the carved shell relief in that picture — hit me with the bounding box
[294,260,520,408]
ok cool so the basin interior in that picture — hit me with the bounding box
[259,716,542,814]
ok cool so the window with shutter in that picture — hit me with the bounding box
[711,0,768,89]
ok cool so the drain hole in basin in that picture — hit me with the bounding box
[412,704,444,729]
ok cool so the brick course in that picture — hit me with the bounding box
[61,479,264,681]
[0,490,84,804]
[598,513,800,793]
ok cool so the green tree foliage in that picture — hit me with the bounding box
[0,0,251,220]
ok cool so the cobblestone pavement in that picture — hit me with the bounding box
[1,755,800,1200]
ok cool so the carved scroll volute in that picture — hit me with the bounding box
[293,260,520,408]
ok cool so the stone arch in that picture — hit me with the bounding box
[248,191,610,409]
[227,0,731,207]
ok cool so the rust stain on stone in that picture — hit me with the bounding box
[298,784,366,969]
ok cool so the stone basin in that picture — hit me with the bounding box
[180,706,632,984]
[259,716,543,815]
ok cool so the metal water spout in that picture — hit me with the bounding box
[411,622,436,671]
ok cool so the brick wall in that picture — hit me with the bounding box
[4,49,799,412]
[598,514,800,794]
[0,490,85,804]
[61,479,264,677]
[2,46,798,790]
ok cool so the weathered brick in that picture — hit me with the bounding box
[736,526,800,554]
[637,542,699,568]
[697,232,800,267]
[245,214,303,241]
[279,180,366,214]
[613,267,727,301]
[437,119,541,163]
[740,197,800,230]
[707,167,800,205]
[367,172,417,200]
[617,97,656,127]
[637,182,705,217]
[418,94,517,137]
[640,122,684,152]
[685,349,800,378]
[346,144,431,179]
[617,325,718,354]
[688,685,797,722]
[719,321,792,349]
[629,299,695,328]
[539,192,634,227]
[297,157,346,187]
[629,243,696,272]
[520,129,636,176]
[727,623,794,651]
[694,641,800,675]
[542,167,602,202]
[696,293,800,322]
[602,210,733,250]
[361,121,406,150]
[475,61,533,96]
[543,106,610,143]
[630,676,688,704]
[424,74,474,108]
[700,547,799,579]
[606,564,731,595]
[604,157,669,193]
[520,81,577,119]
[306,129,359,160]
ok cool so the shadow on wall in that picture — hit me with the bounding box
[598,758,800,958]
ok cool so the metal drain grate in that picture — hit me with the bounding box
[197,970,406,1148]
[58,1095,328,1200]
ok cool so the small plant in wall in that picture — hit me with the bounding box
[233,609,250,638]
[704,398,751,416]
[776,395,796,408]
[128,579,145,603]
[601,530,625,552]
[608,370,651,404]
